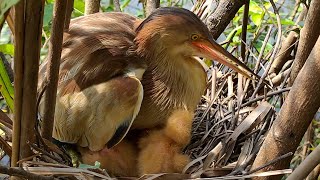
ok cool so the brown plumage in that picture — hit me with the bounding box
[39,7,257,176]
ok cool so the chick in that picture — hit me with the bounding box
[138,110,193,175]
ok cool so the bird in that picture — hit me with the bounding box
[38,7,258,177]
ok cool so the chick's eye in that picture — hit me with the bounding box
[191,34,199,41]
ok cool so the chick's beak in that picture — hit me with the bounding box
[192,39,257,80]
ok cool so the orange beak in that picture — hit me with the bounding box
[192,39,258,80]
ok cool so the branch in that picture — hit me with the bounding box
[240,0,249,62]
[250,0,282,98]
[114,0,121,12]
[289,0,320,85]
[269,8,307,75]
[146,0,160,16]
[64,0,74,31]
[287,144,320,180]
[0,165,54,180]
[0,135,11,157]
[12,0,25,167]
[41,0,68,140]
[85,0,100,15]
[206,0,245,39]
[251,36,320,179]
[19,0,44,159]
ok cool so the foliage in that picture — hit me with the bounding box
[0,0,20,23]
[0,0,17,112]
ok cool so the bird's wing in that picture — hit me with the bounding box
[39,12,146,151]
[57,12,145,94]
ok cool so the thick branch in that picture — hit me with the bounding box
[146,0,160,16]
[85,0,100,15]
[41,0,68,140]
[20,0,44,159]
[251,36,320,179]
[289,0,320,85]
[206,0,245,40]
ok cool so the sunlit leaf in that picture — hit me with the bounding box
[280,19,295,25]
[74,0,85,16]
[0,44,14,56]
[0,55,14,111]
[249,1,263,14]
[251,13,263,26]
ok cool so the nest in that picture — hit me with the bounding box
[4,68,291,180]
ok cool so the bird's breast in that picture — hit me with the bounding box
[132,57,207,129]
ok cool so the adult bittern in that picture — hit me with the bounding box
[39,7,257,176]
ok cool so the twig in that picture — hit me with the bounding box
[146,0,160,16]
[0,165,54,180]
[247,152,293,175]
[241,87,291,107]
[0,136,11,157]
[241,0,249,62]
[28,143,64,165]
[114,0,121,12]
[254,25,273,74]
[250,0,282,98]
[301,123,313,161]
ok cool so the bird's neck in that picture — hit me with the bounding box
[141,48,207,112]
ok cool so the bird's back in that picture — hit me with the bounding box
[39,12,146,150]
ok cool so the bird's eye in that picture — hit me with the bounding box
[191,34,199,41]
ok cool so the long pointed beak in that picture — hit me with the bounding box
[192,39,259,80]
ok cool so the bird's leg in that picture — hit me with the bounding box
[78,139,139,177]
[138,110,193,175]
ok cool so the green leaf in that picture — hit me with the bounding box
[254,41,273,55]
[280,19,295,25]
[0,56,14,111]
[249,1,263,14]
[0,44,14,56]
[120,0,131,9]
[74,0,85,16]
[43,3,54,27]
[0,0,20,21]
[251,13,263,26]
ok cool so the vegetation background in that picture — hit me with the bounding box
[0,0,319,179]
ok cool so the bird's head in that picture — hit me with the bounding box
[135,7,257,79]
